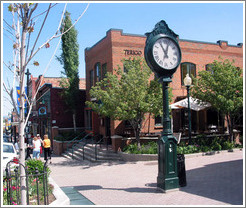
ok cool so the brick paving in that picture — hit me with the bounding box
[49,149,243,206]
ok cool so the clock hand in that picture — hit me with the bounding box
[160,42,169,59]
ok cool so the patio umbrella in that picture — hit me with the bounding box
[170,97,211,111]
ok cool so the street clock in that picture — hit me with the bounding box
[144,20,182,79]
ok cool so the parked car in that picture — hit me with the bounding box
[3,135,11,143]
[2,142,19,175]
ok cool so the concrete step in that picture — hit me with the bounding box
[62,143,122,162]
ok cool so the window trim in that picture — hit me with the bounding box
[181,62,196,86]
[95,62,101,82]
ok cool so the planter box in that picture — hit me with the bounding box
[53,140,77,155]
[118,152,158,161]
[49,177,70,205]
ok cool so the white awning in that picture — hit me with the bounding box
[170,97,211,111]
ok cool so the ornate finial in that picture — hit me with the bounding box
[145,20,178,44]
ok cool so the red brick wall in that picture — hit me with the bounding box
[85,29,243,137]
[50,88,86,129]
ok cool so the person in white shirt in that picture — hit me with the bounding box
[33,136,42,159]
[14,139,19,152]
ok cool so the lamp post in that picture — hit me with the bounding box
[184,73,192,145]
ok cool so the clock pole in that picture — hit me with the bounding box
[144,20,182,192]
[156,77,179,192]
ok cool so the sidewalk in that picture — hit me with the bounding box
[49,149,244,206]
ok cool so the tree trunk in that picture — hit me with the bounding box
[226,114,234,143]
[19,23,27,205]
[135,127,141,148]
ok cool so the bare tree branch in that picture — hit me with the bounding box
[28,3,52,63]
[3,61,14,73]
[26,3,90,66]
[3,82,19,118]
[30,3,58,21]
[3,19,14,31]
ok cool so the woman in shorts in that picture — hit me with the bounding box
[33,136,42,159]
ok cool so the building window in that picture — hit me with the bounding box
[85,109,92,130]
[155,115,162,127]
[181,62,196,85]
[205,64,214,74]
[123,60,130,73]
[90,70,94,88]
[95,62,101,82]
[102,63,107,79]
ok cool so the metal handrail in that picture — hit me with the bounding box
[95,136,105,161]
[66,131,87,152]
[71,132,93,159]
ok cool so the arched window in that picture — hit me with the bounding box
[95,62,101,82]
[181,62,196,85]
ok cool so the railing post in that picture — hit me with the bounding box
[14,167,20,204]
[35,168,40,205]
[25,167,29,205]
[6,167,11,205]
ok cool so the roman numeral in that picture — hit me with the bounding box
[154,55,160,62]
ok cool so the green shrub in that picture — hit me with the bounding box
[54,135,65,141]
[25,159,51,180]
[222,141,234,150]
[211,140,222,151]
[177,145,199,154]
[200,145,211,152]
[123,141,158,154]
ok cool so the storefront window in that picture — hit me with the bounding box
[155,115,162,127]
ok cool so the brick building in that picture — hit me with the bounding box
[85,29,243,140]
[28,75,86,141]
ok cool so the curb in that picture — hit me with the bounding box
[49,177,70,206]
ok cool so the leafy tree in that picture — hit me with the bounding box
[86,57,172,147]
[191,58,243,142]
[3,3,89,204]
[58,11,80,132]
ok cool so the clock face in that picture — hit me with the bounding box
[152,37,181,70]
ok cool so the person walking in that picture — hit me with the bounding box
[25,134,33,160]
[37,134,43,155]
[33,136,42,160]
[43,134,52,163]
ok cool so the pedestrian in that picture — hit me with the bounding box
[43,134,52,163]
[32,136,42,160]
[25,135,33,160]
[14,139,19,153]
[37,134,43,155]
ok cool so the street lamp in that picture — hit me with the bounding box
[184,73,192,144]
